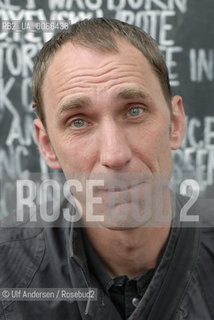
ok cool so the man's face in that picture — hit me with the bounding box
[34,38,185,228]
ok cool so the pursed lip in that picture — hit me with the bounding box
[94,180,148,193]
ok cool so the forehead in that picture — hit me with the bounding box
[47,37,146,69]
[42,38,165,108]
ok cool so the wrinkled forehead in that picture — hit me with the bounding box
[42,38,158,95]
[44,44,158,101]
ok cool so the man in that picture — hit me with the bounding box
[0,18,213,320]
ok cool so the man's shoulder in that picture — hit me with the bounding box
[0,225,44,244]
[175,207,214,319]
[0,220,70,286]
[0,209,46,248]
[0,225,45,289]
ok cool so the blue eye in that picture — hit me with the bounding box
[72,119,85,127]
[128,107,143,117]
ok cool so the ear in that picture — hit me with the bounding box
[170,95,186,150]
[33,118,61,169]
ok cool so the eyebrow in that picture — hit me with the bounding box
[116,88,149,100]
[57,96,90,118]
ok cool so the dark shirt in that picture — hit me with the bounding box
[82,231,155,319]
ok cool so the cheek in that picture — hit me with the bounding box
[53,136,98,173]
[154,129,173,173]
[131,123,172,169]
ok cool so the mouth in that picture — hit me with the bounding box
[94,180,148,193]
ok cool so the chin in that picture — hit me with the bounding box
[99,210,153,230]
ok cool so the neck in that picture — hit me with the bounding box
[85,225,171,279]
[84,187,172,279]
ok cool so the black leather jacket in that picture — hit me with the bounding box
[0,195,213,320]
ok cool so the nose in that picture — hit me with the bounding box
[99,119,132,170]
